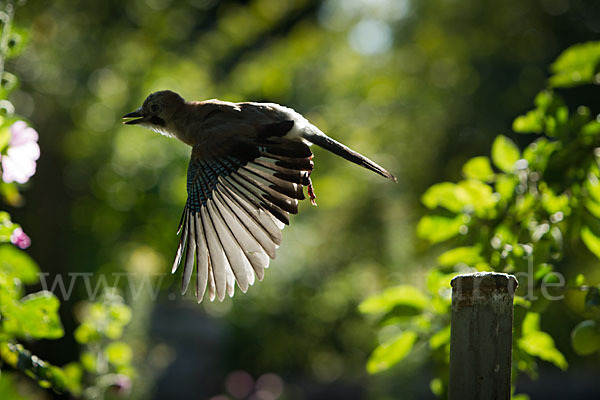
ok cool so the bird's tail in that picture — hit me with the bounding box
[304,130,397,182]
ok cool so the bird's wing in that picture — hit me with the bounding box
[172,120,314,302]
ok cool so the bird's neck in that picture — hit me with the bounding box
[159,102,198,146]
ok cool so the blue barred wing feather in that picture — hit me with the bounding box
[172,125,314,302]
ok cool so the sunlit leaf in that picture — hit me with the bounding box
[495,175,517,200]
[513,110,543,134]
[429,325,450,350]
[1,291,64,339]
[437,246,483,267]
[359,285,428,315]
[80,351,97,372]
[522,138,560,171]
[540,187,570,215]
[0,125,10,153]
[61,363,83,395]
[105,342,133,366]
[429,378,444,397]
[456,180,497,217]
[585,200,600,218]
[366,330,418,374]
[581,120,600,136]
[0,244,40,284]
[422,182,463,212]
[416,215,465,243]
[581,226,600,259]
[549,41,600,88]
[534,90,554,109]
[108,303,133,325]
[491,135,520,173]
[462,156,494,182]
[74,322,100,344]
[518,312,568,370]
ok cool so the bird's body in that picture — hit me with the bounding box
[123,90,396,302]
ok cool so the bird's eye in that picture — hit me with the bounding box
[150,104,160,113]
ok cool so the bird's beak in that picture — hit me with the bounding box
[122,107,146,125]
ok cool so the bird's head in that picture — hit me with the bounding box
[122,90,185,131]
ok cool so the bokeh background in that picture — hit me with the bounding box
[5,0,600,398]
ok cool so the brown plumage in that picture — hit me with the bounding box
[123,90,396,302]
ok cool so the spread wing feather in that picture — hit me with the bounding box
[171,120,314,302]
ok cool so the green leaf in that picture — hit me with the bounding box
[549,41,600,88]
[522,138,560,172]
[456,180,497,217]
[80,351,97,372]
[359,285,428,315]
[367,330,418,373]
[429,325,451,350]
[61,363,82,395]
[581,120,600,136]
[0,244,40,284]
[513,110,543,134]
[541,187,570,215]
[571,320,600,355]
[108,303,132,325]
[495,175,517,200]
[0,125,10,153]
[437,246,483,267]
[422,182,463,213]
[581,226,600,259]
[74,322,100,344]
[105,342,133,366]
[417,215,465,244]
[534,90,554,110]
[462,156,495,182]
[1,291,64,339]
[518,312,568,370]
[585,199,600,219]
[491,135,520,173]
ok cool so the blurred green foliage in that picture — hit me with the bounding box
[1,0,599,399]
[0,2,134,398]
[362,41,600,398]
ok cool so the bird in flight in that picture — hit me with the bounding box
[123,91,396,302]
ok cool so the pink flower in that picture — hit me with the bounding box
[0,121,40,184]
[10,227,31,249]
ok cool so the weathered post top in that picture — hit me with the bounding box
[449,272,519,400]
[451,272,518,305]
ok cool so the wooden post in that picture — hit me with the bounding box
[449,272,518,400]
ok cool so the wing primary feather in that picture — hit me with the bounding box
[213,190,268,282]
[241,165,304,200]
[217,184,278,264]
[200,161,286,243]
[176,208,186,234]
[227,173,292,224]
[207,260,216,302]
[181,211,196,294]
[233,169,299,214]
[194,212,209,302]
[201,207,228,301]
[207,199,250,293]
[249,160,310,185]
[219,177,282,246]
[172,208,189,274]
